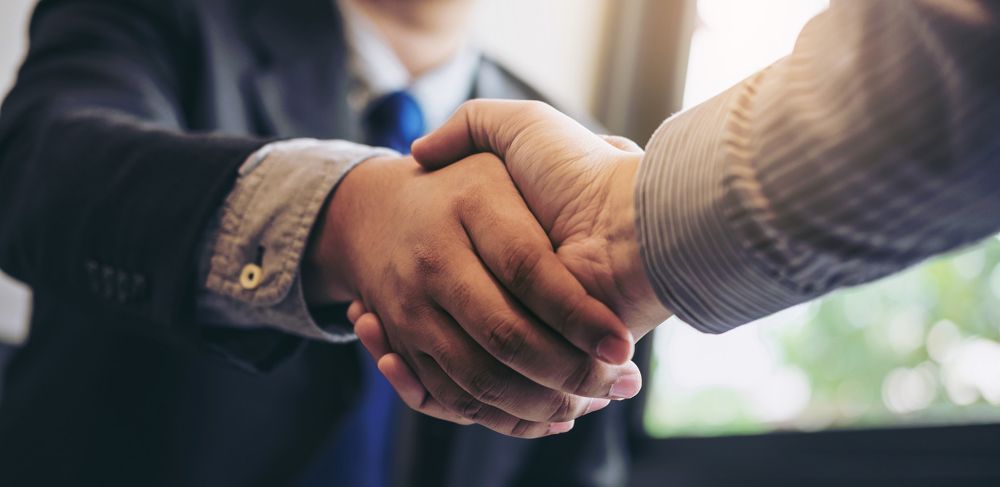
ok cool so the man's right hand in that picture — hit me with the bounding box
[411,100,673,337]
[304,153,641,438]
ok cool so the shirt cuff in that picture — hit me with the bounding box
[635,78,819,334]
[196,138,398,343]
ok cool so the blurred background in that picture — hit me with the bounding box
[2,0,998,482]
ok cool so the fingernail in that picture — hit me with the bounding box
[596,335,630,364]
[584,398,612,415]
[609,373,642,400]
[548,420,575,435]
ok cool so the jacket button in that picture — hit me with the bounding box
[85,261,101,295]
[239,264,263,290]
[116,270,131,303]
[132,274,147,300]
[101,266,116,300]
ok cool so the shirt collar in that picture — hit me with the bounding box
[337,0,480,130]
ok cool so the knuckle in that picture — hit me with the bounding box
[455,178,500,212]
[466,369,508,405]
[412,244,445,278]
[561,358,597,396]
[552,294,585,334]
[509,419,540,438]
[500,241,545,296]
[452,395,487,421]
[451,189,485,217]
[416,375,448,412]
[405,387,432,412]
[399,299,431,321]
[484,313,528,365]
[547,393,579,423]
[426,340,455,370]
[395,305,434,339]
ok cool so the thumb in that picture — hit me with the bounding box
[411,99,560,170]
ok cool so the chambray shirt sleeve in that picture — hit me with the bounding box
[195,138,398,343]
[636,0,1000,334]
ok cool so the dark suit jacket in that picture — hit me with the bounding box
[0,1,630,486]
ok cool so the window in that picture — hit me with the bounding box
[644,0,1000,439]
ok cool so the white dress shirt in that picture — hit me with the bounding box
[636,0,1000,332]
[337,0,480,131]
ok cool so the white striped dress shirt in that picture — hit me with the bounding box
[637,0,1000,333]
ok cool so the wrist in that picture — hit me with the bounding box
[601,153,672,336]
[303,157,388,305]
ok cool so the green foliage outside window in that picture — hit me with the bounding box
[645,237,1000,438]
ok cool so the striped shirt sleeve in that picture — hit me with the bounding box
[636,0,1000,334]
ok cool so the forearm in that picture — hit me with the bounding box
[635,0,1000,332]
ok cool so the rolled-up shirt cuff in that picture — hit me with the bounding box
[635,80,818,334]
[197,138,398,343]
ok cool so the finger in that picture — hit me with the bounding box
[355,312,391,359]
[411,100,591,170]
[427,241,640,401]
[347,300,367,324]
[599,134,643,153]
[410,352,572,438]
[458,171,634,365]
[413,305,607,421]
[377,354,472,425]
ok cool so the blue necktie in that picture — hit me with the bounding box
[365,91,427,154]
[299,91,425,487]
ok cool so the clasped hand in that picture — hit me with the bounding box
[308,100,671,438]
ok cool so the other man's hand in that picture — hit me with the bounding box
[412,100,672,337]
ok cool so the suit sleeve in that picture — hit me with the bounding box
[636,0,1000,333]
[0,0,267,347]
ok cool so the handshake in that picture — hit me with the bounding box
[305,100,672,438]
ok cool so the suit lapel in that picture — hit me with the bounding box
[245,0,360,140]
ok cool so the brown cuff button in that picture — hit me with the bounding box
[239,263,264,290]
